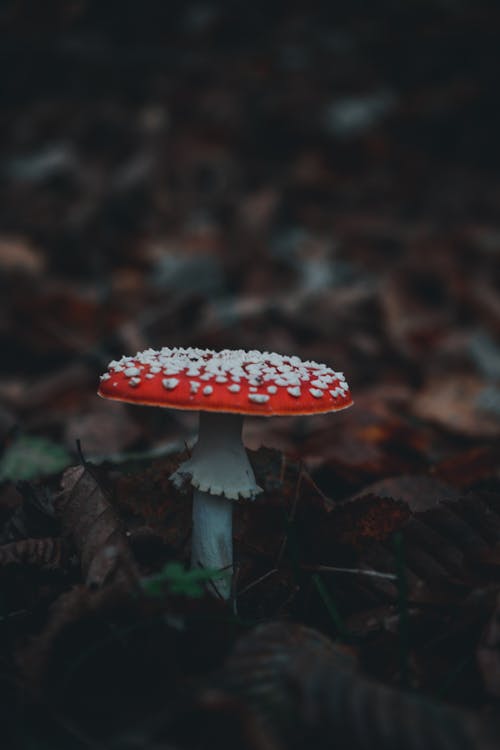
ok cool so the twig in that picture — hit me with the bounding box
[237,568,279,598]
[302,564,397,580]
[193,559,230,601]
[75,438,87,468]
[300,466,334,506]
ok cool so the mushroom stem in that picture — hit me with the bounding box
[191,489,232,599]
[175,411,261,600]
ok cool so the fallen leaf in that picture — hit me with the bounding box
[0,537,65,569]
[413,375,500,438]
[433,446,500,489]
[0,236,46,275]
[57,465,138,587]
[349,474,460,512]
[192,622,496,750]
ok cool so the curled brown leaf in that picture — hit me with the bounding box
[0,536,65,569]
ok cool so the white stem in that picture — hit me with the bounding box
[171,412,261,600]
[191,489,232,599]
[171,412,261,500]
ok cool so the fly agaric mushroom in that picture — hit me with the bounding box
[98,347,352,599]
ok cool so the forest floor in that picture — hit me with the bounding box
[1,2,500,748]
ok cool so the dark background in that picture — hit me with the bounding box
[2,0,500,452]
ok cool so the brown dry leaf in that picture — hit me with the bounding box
[433,446,500,489]
[0,536,65,569]
[307,393,427,484]
[192,622,497,750]
[327,494,411,548]
[300,482,500,611]
[413,375,500,438]
[0,236,46,275]
[115,456,192,548]
[57,465,138,587]
[372,493,500,595]
[349,474,461,512]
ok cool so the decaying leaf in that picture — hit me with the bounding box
[57,465,138,587]
[433,446,500,489]
[0,536,66,569]
[306,393,428,486]
[413,375,500,438]
[349,475,461,511]
[189,622,497,750]
[297,480,500,621]
[324,494,411,548]
[115,456,192,551]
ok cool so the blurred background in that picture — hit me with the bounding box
[1,0,500,478]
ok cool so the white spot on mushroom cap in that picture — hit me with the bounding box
[248,393,270,404]
[275,377,290,386]
[331,384,349,398]
[228,383,240,393]
[310,388,324,398]
[129,377,141,387]
[124,366,141,377]
[203,385,213,395]
[190,381,200,394]
[287,386,301,398]
[311,379,328,389]
[100,373,111,381]
[162,378,179,390]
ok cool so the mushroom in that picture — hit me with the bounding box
[98,347,353,599]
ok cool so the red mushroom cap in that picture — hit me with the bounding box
[98,347,353,416]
